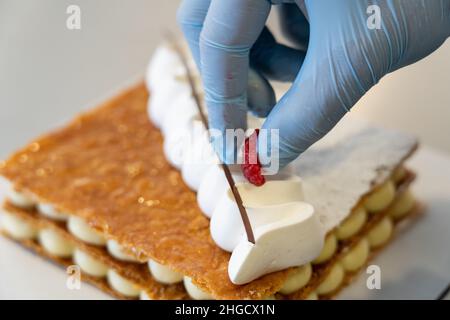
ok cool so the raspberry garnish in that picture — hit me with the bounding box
[241,129,265,186]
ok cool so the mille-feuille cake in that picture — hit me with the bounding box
[0,43,420,300]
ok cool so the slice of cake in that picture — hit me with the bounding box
[0,44,421,300]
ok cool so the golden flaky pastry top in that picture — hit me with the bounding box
[0,83,291,299]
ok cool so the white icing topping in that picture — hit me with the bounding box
[67,216,106,246]
[37,203,69,222]
[160,92,198,138]
[183,276,213,300]
[106,240,140,263]
[163,129,187,170]
[148,260,183,284]
[73,249,108,277]
[181,131,218,192]
[227,203,324,284]
[107,270,141,298]
[38,228,74,258]
[208,176,323,284]
[197,165,245,218]
[197,164,296,219]
[210,176,307,252]
[1,211,38,240]
[150,80,192,129]
[145,44,193,128]
[294,123,415,232]
[146,45,184,92]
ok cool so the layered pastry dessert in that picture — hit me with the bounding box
[0,43,421,300]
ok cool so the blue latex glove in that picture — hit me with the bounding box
[178,0,450,168]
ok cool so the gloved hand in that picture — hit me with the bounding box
[177,0,450,169]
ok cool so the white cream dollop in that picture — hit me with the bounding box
[160,92,198,137]
[197,165,295,218]
[227,201,324,285]
[211,176,305,251]
[150,78,192,129]
[180,121,217,192]
[197,165,244,218]
[146,43,198,129]
[146,45,184,91]
[210,177,324,284]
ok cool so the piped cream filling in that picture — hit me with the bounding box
[278,264,312,295]
[388,189,415,220]
[37,203,69,222]
[107,269,141,298]
[1,211,38,240]
[336,207,367,240]
[364,180,396,213]
[67,216,106,246]
[38,228,74,258]
[316,263,345,296]
[7,189,36,209]
[148,260,183,284]
[106,240,140,263]
[313,233,337,264]
[73,248,108,277]
[367,216,393,248]
[340,238,370,272]
[183,276,214,300]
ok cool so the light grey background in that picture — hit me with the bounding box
[1,0,449,160]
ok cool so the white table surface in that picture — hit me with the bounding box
[0,146,449,300]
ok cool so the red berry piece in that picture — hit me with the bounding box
[241,129,265,186]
